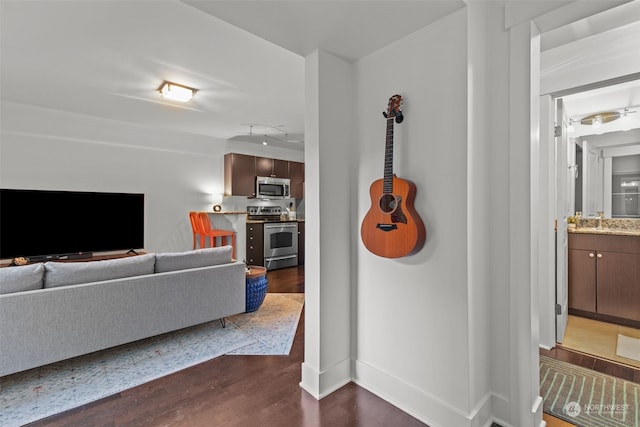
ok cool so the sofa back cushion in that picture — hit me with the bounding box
[154,246,232,273]
[0,263,45,295]
[44,253,156,288]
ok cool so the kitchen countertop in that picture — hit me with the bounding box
[246,218,305,224]
[207,211,247,215]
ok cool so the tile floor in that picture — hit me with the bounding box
[559,315,640,369]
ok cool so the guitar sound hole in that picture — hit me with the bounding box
[379,194,397,214]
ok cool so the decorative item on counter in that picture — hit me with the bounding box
[567,216,576,229]
[288,202,296,220]
[9,257,29,266]
[212,193,223,212]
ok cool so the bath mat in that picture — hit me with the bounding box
[617,334,640,363]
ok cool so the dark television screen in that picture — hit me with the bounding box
[0,189,144,260]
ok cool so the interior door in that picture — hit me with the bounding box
[555,98,570,343]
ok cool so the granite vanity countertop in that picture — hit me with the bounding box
[568,227,640,237]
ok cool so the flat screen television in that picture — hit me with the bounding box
[0,189,144,261]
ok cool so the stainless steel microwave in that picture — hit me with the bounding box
[256,176,290,199]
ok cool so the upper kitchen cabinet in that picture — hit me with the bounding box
[224,153,305,198]
[289,161,304,199]
[256,157,289,178]
[224,153,256,197]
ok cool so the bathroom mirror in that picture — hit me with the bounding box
[562,80,640,219]
[573,131,640,218]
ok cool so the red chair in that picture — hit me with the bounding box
[197,212,236,259]
[188,211,203,249]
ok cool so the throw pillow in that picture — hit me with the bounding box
[44,253,156,288]
[154,246,232,273]
[0,263,45,295]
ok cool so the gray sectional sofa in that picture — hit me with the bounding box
[0,246,245,377]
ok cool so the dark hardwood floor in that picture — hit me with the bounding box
[27,266,636,427]
[29,266,427,427]
[540,345,640,383]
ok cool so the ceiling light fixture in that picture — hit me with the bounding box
[247,124,290,144]
[580,111,620,127]
[158,81,196,103]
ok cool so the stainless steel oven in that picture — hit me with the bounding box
[263,222,298,270]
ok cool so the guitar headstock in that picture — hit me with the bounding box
[383,94,403,123]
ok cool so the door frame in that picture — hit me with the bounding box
[539,73,640,349]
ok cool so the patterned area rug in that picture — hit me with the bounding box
[0,293,304,427]
[540,355,640,427]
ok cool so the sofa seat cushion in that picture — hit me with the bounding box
[0,263,45,294]
[154,246,232,273]
[44,253,156,288]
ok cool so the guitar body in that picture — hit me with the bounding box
[361,175,426,258]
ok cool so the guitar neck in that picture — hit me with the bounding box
[383,117,394,193]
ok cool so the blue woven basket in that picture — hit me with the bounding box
[246,273,268,312]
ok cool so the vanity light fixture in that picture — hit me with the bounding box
[158,81,197,103]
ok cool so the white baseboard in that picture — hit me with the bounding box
[352,359,495,427]
[299,357,351,400]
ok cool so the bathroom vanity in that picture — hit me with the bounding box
[568,226,640,326]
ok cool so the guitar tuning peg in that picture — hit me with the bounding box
[383,111,388,118]
[395,111,404,123]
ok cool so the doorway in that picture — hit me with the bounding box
[547,76,640,368]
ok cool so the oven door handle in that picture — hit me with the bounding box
[264,223,297,229]
[265,254,297,261]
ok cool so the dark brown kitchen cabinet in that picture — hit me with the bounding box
[225,153,305,197]
[568,233,640,324]
[246,223,264,266]
[297,221,305,266]
[224,153,256,196]
[256,157,289,178]
[289,161,304,199]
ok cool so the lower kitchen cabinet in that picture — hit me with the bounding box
[568,233,640,323]
[246,223,264,266]
[297,221,304,266]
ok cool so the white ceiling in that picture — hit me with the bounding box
[183,1,465,62]
[0,0,463,151]
[2,0,638,150]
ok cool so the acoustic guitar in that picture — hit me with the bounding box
[360,95,426,258]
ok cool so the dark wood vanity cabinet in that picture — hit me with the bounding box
[568,233,640,322]
[568,248,597,312]
[596,251,640,321]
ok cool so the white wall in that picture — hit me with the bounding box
[352,9,476,426]
[0,101,302,255]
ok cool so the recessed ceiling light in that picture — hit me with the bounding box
[158,81,196,103]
